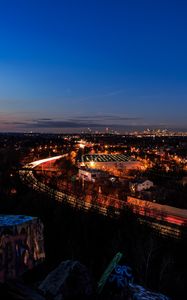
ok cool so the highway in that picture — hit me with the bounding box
[19,155,187,238]
[19,154,111,216]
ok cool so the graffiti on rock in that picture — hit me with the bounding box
[109,264,134,288]
[0,215,45,282]
[129,283,170,300]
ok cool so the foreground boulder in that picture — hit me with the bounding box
[0,215,45,282]
[129,283,170,300]
[39,260,93,300]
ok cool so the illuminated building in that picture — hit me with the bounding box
[78,167,108,182]
[78,154,142,173]
[129,179,154,192]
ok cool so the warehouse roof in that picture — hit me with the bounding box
[80,154,137,163]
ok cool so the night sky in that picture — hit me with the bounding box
[0,0,187,132]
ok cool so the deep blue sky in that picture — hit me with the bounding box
[0,0,187,132]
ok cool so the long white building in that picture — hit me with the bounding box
[78,154,142,173]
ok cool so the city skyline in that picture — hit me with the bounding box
[0,1,187,132]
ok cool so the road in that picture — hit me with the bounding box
[19,154,187,238]
[19,154,111,215]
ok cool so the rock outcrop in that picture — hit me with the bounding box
[0,215,45,282]
[39,260,93,300]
